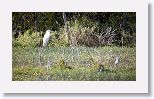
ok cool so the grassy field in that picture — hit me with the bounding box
[12,46,136,81]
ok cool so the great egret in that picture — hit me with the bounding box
[43,30,52,47]
[115,56,119,65]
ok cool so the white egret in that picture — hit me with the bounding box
[43,30,52,47]
[115,56,119,65]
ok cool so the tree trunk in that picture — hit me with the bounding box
[63,12,70,45]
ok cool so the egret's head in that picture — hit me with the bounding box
[46,30,52,33]
[115,56,119,60]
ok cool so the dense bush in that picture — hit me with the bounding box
[12,12,136,47]
[13,29,42,48]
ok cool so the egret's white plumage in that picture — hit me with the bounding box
[43,30,51,47]
[115,56,119,65]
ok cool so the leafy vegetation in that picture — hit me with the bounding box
[12,12,136,47]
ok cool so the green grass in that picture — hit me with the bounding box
[12,46,136,81]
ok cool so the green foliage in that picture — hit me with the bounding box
[13,66,48,81]
[12,12,136,47]
[12,12,63,32]
[13,29,42,48]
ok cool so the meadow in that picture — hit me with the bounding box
[12,46,136,81]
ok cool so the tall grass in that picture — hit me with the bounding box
[12,46,136,81]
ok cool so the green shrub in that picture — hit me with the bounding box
[13,29,42,48]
